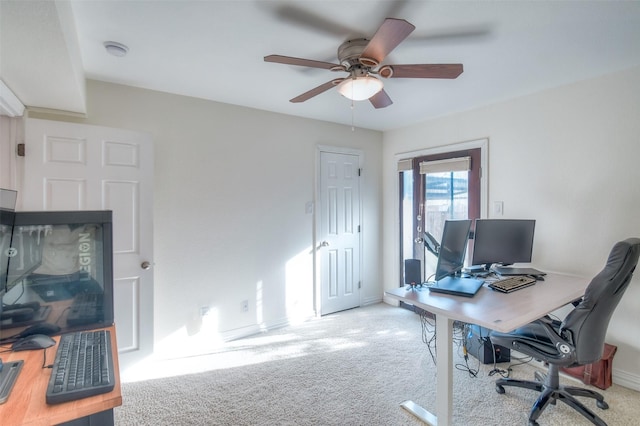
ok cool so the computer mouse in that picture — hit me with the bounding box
[17,322,61,338]
[12,334,56,351]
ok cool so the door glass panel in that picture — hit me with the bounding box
[424,170,469,239]
[400,171,414,279]
[423,170,469,279]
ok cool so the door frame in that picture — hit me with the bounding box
[393,138,488,289]
[314,145,364,316]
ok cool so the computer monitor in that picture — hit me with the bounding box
[1,210,114,340]
[471,219,536,269]
[434,219,472,281]
[0,210,14,329]
[0,208,16,293]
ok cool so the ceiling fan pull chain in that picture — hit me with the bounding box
[351,99,355,131]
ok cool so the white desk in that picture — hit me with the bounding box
[384,273,590,426]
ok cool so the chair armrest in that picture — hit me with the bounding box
[512,318,576,364]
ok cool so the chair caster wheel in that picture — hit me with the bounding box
[597,400,609,410]
[528,421,540,426]
[496,385,505,394]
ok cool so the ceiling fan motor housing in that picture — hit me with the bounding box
[338,39,378,70]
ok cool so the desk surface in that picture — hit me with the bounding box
[0,325,122,426]
[385,273,589,332]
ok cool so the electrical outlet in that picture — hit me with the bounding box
[241,300,249,312]
[200,306,210,317]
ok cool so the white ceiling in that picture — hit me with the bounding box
[2,0,640,131]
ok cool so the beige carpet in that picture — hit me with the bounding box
[115,303,639,425]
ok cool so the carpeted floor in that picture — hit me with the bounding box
[115,303,639,425]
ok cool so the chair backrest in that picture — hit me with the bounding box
[560,238,640,365]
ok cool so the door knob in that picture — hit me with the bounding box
[320,241,330,247]
[141,261,152,270]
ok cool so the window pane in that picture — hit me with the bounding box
[401,171,414,264]
[424,171,469,238]
[424,171,469,277]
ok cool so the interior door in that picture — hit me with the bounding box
[22,118,153,375]
[319,150,361,315]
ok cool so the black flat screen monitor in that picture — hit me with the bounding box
[1,210,114,341]
[471,219,536,268]
[434,220,472,281]
[1,209,16,293]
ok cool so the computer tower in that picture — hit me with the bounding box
[466,325,510,364]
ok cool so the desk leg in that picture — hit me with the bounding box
[400,314,453,426]
[435,315,453,426]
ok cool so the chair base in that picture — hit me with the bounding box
[495,367,609,426]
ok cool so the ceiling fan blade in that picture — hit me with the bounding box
[369,90,393,109]
[264,55,341,70]
[408,26,491,44]
[383,64,463,79]
[290,79,345,103]
[273,5,357,37]
[360,18,415,64]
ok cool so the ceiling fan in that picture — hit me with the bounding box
[264,18,463,109]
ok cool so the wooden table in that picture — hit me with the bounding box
[385,273,589,426]
[0,325,121,426]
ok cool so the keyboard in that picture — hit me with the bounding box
[46,330,115,404]
[488,275,537,293]
[67,293,104,326]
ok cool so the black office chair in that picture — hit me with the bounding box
[489,238,640,426]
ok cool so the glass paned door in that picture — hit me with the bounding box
[398,148,481,286]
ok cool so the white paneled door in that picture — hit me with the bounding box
[319,150,361,315]
[23,118,153,374]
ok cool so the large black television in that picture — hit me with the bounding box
[471,219,536,269]
[1,210,114,342]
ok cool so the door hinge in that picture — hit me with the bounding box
[358,168,362,176]
[358,281,362,289]
[17,143,25,157]
[358,225,361,233]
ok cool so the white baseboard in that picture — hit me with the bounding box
[220,311,316,342]
[362,295,383,306]
[613,367,640,391]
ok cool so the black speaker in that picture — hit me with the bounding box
[404,259,422,285]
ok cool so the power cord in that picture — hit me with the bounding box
[418,308,437,365]
[417,312,536,380]
[455,344,479,377]
[42,347,54,369]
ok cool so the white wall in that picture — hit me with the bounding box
[25,80,383,359]
[382,66,640,389]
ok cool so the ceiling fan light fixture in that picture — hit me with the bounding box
[337,76,383,101]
